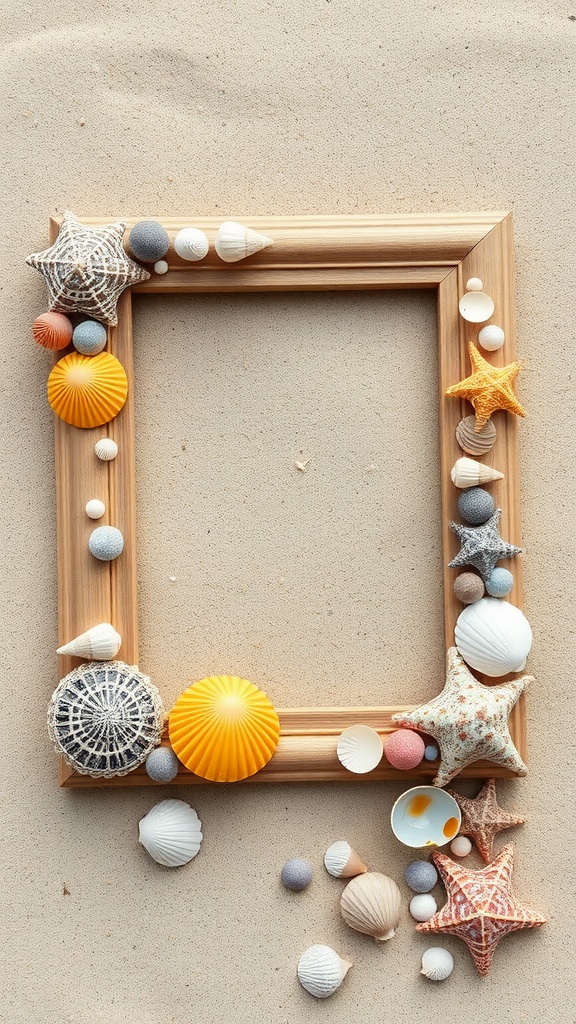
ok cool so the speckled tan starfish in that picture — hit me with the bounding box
[416,844,546,976]
[445,342,526,431]
[446,778,527,863]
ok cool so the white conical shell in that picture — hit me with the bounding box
[138,799,203,867]
[214,221,273,263]
[455,598,532,677]
[174,227,209,261]
[340,872,401,942]
[95,438,118,461]
[421,947,454,981]
[297,944,352,998]
[57,622,122,660]
[336,725,383,774]
[324,841,368,878]
[450,457,504,489]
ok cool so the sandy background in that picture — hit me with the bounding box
[2,2,575,1022]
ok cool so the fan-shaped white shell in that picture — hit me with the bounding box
[324,840,367,878]
[337,725,383,774]
[174,228,209,261]
[421,947,454,981]
[340,872,401,941]
[450,457,504,489]
[297,944,352,998]
[95,438,118,461]
[138,799,203,867]
[214,221,273,263]
[57,622,121,660]
[455,598,532,677]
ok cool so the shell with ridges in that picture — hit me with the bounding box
[324,840,368,878]
[421,947,454,981]
[455,416,496,456]
[32,311,73,350]
[57,622,122,660]
[455,598,532,677]
[138,799,202,867]
[47,351,128,429]
[214,221,273,263]
[174,227,209,261]
[95,437,118,461]
[297,945,352,998]
[336,725,383,774]
[340,871,402,942]
[451,457,504,489]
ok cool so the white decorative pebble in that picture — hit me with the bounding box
[95,438,118,461]
[478,324,506,352]
[88,525,124,561]
[450,835,472,857]
[85,499,105,519]
[466,277,483,291]
[409,893,437,922]
[154,260,169,275]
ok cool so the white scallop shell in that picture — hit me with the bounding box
[450,457,504,489]
[214,221,273,263]
[458,290,495,323]
[297,944,352,998]
[421,947,454,981]
[340,872,401,941]
[174,228,209,262]
[336,725,383,774]
[95,438,118,461]
[138,799,203,867]
[57,622,122,660]
[455,598,532,677]
[324,840,367,878]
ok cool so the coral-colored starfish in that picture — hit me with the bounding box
[446,342,526,431]
[416,844,546,976]
[446,778,527,863]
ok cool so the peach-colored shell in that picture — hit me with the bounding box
[32,311,73,350]
[47,351,128,429]
[169,675,280,783]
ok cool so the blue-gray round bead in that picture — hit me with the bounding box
[281,858,313,891]
[404,860,438,893]
[73,319,107,355]
[485,566,514,597]
[457,487,495,525]
[128,220,170,262]
[424,744,439,761]
[88,525,124,561]
[145,747,180,782]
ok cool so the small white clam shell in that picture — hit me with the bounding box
[174,228,209,262]
[57,622,122,660]
[421,947,454,981]
[450,457,504,489]
[95,438,118,461]
[85,498,105,519]
[336,725,383,774]
[458,290,495,323]
[138,799,203,867]
[478,324,505,351]
[455,598,532,677]
[324,840,368,878]
[297,944,352,998]
[214,220,273,263]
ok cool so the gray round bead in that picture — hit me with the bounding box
[424,744,439,761]
[128,220,170,262]
[281,858,313,891]
[145,747,180,782]
[457,487,495,525]
[485,566,514,597]
[88,525,124,561]
[404,860,438,893]
[73,319,107,355]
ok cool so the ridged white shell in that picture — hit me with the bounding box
[340,872,401,941]
[455,598,532,677]
[214,221,273,263]
[297,945,352,998]
[421,947,454,981]
[450,457,504,489]
[174,228,209,262]
[336,725,383,774]
[324,840,368,878]
[138,799,203,867]
[57,622,122,660]
[95,438,118,461]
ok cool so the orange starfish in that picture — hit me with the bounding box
[446,342,526,431]
[416,844,546,976]
[447,778,527,863]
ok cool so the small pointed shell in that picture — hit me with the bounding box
[421,947,454,981]
[336,725,383,774]
[455,598,532,676]
[214,220,273,263]
[451,457,504,489]
[57,622,122,660]
[324,840,368,878]
[95,438,118,461]
[340,872,401,942]
[138,799,203,867]
[455,416,496,456]
[297,944,352,998]
[173,227,209,261]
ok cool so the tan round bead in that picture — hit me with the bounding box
[453,572,485,604]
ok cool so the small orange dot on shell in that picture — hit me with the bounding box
[32,311,73,351]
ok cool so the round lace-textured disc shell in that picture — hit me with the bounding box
[47,660,164,778]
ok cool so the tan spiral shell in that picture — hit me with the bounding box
[340,871,402,942]
[455,415,496,456]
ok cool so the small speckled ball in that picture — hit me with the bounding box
[424,744,439,762]
[145,747,180,782]
[450,836,472,857]
[485,566,514,597]
[88,525,124,561]
[383,729,425,770]
[128,220,170,262]
[457,487,495,525]
[73,320,107,355]
[410,893,438,922]
[281,858,313,891]
[453,572,485,604]
[404,860,438,893]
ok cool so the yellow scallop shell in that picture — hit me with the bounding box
[169,675,281,783]
[47,351,128,429]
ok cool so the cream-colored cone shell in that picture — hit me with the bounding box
[57,622,122,660]
[451,457,504,489]
[340,872,401,942]
[324,840,368,878]
[297,944,352,998]
[214,221,273,263]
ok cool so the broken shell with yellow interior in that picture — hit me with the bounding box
[451,457,504,489]
[57,622,122,660]
[324,840,368,879]
[336,724,383,774]
[138,799,203,867]
[169,675,280,782]
[340,872,402,942]
[95,437,118,461]
[455,415,496,457]
[297,944,352,999]
[214,220,273,263]
[47,351,128,429]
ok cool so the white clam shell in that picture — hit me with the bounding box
[450,457,504,489]
[324,840,367,878]
[340,872,401,941]
[95,438,118,461]
[458,290,495,323]
[297,944,352,998]
[455,598,532,677]
[336,725,383,774]
[214,220,273,263]
[57,622,122,660]
[174,227,209,262]
[138,799,203,867]
[421,947,454,981]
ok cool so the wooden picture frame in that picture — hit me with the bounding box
[50,211,527,787]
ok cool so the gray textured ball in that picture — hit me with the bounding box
[281,858,313,891]
[485,566,514,597]
[404,860,438,893]
[145,747,180,782]
[457,486,495,525]
[88,525,124,561]
[424,744,439,761]
[73,320,107,355]
[128,220,170,261]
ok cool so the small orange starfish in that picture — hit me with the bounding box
[446,342,526,431]
[447,778,527,863]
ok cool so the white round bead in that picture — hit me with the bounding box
[154,260,169,275]
[450,835,472,857]
[409,893,437,922]
[466,277,483,291]
[478,324,506,351]
[85,499,105,519]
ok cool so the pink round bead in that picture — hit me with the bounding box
[383,729,425,770]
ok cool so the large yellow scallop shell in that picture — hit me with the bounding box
[169,675,280,783]
[47,351,128,428]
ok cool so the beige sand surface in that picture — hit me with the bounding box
[2,2,575,1021]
